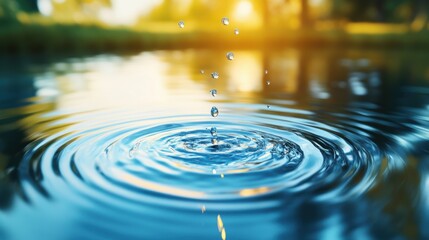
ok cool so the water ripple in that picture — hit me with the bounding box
[18,104,392,210]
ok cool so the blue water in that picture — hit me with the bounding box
[0,49,428,239]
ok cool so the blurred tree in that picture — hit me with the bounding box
[343,0,428,24]
[17,0,39,13]
[49,0,112,23]
[261,0,312,30]
[0,0,38,23]
[145,0,193,21]
[0,0,20,23]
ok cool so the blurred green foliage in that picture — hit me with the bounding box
[0,0,37,23]
[0,0,428,54]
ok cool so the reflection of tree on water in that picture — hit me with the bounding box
[0,58,37,209]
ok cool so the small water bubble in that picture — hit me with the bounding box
[210,89,217,97]
[210,127,217,137]
[211,106,219,117]
[221,17,229,26]
[266,80,271,86]
[200,69,205,74]
[234,28,239,35]
[211,72,219,79]
[178,20,185,28]
[226,52,234,60]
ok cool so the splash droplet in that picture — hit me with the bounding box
[212,169,217,174]
[266,80,271,86]
[211,72,219,79]
[211,138,218,145]
[201,205,206,213]
[217,214,226,240]
[200,69,205,74]
[210,89,217,97]
[210,127,217,137]
[234,28,239,35]
[265,69,268,74]
[221,17,229,26]
[226,52,234,61]
[220,173,224,178]
[217,215,224,231]
[178,20,184,28]
[211,106,219,117]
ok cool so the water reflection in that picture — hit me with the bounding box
[0,48,428,239]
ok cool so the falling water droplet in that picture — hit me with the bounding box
[201,205,206,213]
[200,69,205,74]
[234,28,239,35]
[217,215,224,231]
[266,80,271,86]
[226,52,234,60]
[178,20,185,28]
[212,169,217,174]
[265,69,268,74]
[220,173,224,178]
[221,17,229,26]
[210,127,217,137]
[210,89,217,97]
[211,72,219,79]
[217,214,226,240]
[211,106,219,117]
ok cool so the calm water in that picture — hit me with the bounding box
[0,48,428,240]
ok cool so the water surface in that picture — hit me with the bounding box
[0,48,428,239]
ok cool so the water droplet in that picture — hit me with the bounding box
[234,28,239,35]
[217,214,226,240]
[210,127,217,137]
[210,89,217,97]
[211,72,219,79]
[211,138,218,145]
[265,69,268,74]
[226,52,234,60]
[212,169,217,174]
[266,80,271,86]
[200,69,205,74]
[221,17,229,26]
[267,105,270,109]
[217,215,224,231]
[201,205,206,213]
[211,106,219,117]
[220,173,224,178]
[178,20,184,28]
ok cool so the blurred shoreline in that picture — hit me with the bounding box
[1,22,429,55]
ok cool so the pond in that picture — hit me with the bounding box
[0,48,428,239]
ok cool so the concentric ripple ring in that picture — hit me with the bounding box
[20,109,382,208]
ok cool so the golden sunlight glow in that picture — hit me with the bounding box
[226,51,262,92]
[239,187,270,197]
[234,1,253,19]
[233,0,260,28]
[115,169,206,198]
